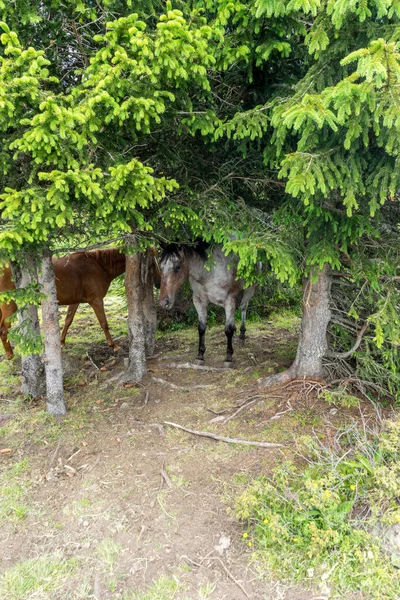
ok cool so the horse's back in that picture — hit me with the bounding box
[53,253,111,305]
[189,247,243,307]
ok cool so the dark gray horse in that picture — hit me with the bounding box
[158,242,257,367]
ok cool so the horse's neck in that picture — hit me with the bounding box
[95,250,126,280]
[187,253,208,281]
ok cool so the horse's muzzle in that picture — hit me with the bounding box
[159,296,172,309]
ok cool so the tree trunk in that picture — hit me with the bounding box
[39,251,66,415]
[11,258,46,397]
[124,249,155,382]
[143,250,157,357]
[261,264,331,386]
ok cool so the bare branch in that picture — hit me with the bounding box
[326,322,369,360]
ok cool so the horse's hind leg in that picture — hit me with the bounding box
[89,298,120,352]
[193,295,207,363]
[60,303,79,347]
[239,284,257,344]
[224,297,237,367]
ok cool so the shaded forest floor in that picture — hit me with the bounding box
[0,299,386,599]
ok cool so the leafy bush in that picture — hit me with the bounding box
[235,418,400,598]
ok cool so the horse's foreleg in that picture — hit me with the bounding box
[239,284,257,343]
[224,297,237,366]
[193,295,207,362]
[89,299,120,352]
[60,303,79,347]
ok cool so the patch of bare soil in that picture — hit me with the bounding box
[0,315,367,599]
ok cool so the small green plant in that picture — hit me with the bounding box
[236,418,400,598]
[322,388,360,408]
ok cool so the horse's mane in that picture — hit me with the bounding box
[161,240,209,263]
[87,248,125,269]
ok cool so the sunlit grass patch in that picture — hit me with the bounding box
[97,538,122,571]
[0,408,64,445]
[267,308,300,331]
[0,356,20,396]
[0,459,31,522]
[128,574,182,600]
[0,554,77,600]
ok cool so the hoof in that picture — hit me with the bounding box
[238,337,245,346]
[195,358,205,365]
[224,361,234,369]
[112,345,121,353]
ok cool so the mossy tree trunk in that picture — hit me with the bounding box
[11,257,46,397]
[261,265,331,386]
[124,248,156,383]
[39,251,66,415]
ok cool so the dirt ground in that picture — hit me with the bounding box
[0,301,370,599]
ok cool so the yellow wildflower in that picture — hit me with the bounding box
[243,532,248,539]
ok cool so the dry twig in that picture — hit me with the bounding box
[86,352,100,370]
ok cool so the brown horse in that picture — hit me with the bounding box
[0,248,161,359]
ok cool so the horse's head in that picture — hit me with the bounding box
[158,246,189,309]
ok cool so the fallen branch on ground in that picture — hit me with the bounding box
[181,554,251,599]
[164,421,283,448]
[152,377,213,391]
[0,413,16,421]
[86,352,100,370]
[160,465,172,489]
[164,362,228,372]
[222,395,267,424]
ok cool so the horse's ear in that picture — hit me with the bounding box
[177,247,185,258]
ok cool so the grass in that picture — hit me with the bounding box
[0,554,77,600]
[128,575,182,600]
[97,538,123,571]
[0,459,31,522]
[267,308,299,331]
[0,357,20,397]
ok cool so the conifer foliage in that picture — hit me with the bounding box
[1,0,400,405]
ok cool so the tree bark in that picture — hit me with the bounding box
[261,264,331,386]
[124,248,156,381]
[39,251,66,415]
[143,250,157,357]
[11,258,46,397]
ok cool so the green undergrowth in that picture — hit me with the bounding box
[236,417,400,599]
[0,553,77,600]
